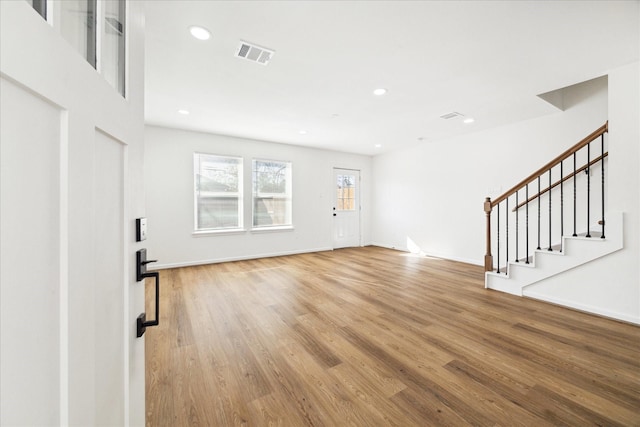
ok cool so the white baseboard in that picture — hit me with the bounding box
[369,242,483,266]
[154,246,334,269]
[523,290,640,326]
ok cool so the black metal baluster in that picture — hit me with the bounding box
[601,134,606,239]
[537,176,541,250]
[548,168,552,251]
[586,142,591,238]
[497,202,500,273]
[573,152,577,237]
[515,191,519,263]
[560,161,564,252]
[526,183,530,264]
[506,197,509,273]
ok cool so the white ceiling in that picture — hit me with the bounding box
[144,1,639,156]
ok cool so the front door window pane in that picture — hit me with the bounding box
[25,0,46,19]
[60,0,97,68]
[101,0,126,96]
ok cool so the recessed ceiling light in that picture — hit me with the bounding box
[374,144,382,148]
[373,88,387,96]
[178,109,190,115]
[417,137,425,141]
[463,118,475,124]
[298,130,307,135]
[189,26,211,41]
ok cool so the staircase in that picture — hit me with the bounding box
[483,123,621,297]
[485,211,623,295]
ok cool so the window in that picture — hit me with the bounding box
[60,0,97,68]
[194,153,243,231]
[252,159,292,228]
[55,0,126,96]
[336,174,356,210]
[101,0,126,96]
[25,0,46,19]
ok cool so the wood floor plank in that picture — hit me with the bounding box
[326,363,411,427]
[296,313,408,398]
[146,246,640,426]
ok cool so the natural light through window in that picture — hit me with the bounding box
[336,174,356,211]
[252,159,292,228]
[194,153,243,231]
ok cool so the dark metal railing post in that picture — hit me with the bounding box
[548,168,552,251]
[560,161,564,252]
[573,152,577,237]
[537,176,541,250]
[506,198,509,273]
[515,191,519,262]
[586,142,591,238]
[601,134,606,239]
[526,183,530,264]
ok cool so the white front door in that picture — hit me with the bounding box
[333,168,361,248]
[0,2,146,425]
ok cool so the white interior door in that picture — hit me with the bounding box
[333,168,361,248]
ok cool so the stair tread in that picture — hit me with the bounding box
[496,235,602,273]
[572,230,604,238]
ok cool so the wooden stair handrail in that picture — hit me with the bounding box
[491,122,608,207]
[484,122,608,272]
[512,152,608,211]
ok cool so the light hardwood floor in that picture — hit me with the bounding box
[145,246,640,426]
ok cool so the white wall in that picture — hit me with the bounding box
[372,63,639,324]
[0,2,146,425]
[371,76,608,264]
[145,126,372,268]
[525,62,640,324]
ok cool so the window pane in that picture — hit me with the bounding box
[198,197,239,229]
[25,0,47,19]
[253,160,292,227]
[194,153,242,230]
[101,0,126,96]
[336,174,355,211]
[60,0,97,67]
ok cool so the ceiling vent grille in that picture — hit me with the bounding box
[439,111,464,120]
[236,41,274,66]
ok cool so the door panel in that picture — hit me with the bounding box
[0,77,61,426]
[333,168,360,248]
[93,130,125,425]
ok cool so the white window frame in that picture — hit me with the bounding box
[193,153,244,233]
[252,159,293,230]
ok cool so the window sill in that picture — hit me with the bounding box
[192,228,246,237]
[250,225,295,234]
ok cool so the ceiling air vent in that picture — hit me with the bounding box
[440,111,464,120]
[236,41,274,66]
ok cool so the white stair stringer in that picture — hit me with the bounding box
[485,212,623,296]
